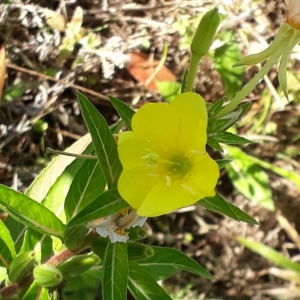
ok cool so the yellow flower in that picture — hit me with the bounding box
[286,0,300,30]
[117,92,219,217]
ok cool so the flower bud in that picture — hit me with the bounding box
[57,253,100,280]
[128,243,154,260]
[191,8,220,58]
[286,0,300,30]
[0,46,6,105]
[33,265,63,288]
[8,251,36,284]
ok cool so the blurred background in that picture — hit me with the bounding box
[0,0,300,299]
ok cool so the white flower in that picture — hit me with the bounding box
[87,209,147,243]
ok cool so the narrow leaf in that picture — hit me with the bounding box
[128,261,172,300]
[215,131,252,145]
[0,219,16,267]
[102,242,128,300]
[207,137,223,152]
[199,193,259,225]
[77,92,122,188]
[26,133,92,202]
[64,158,106,221]
[42,142,95,223]
[237,237,300,276]
[67,188,128,227]
[109,96,135,130]
[22,281,50,300]
[138,245,212,280]
[0,185,65,238]
[216,159,231,170]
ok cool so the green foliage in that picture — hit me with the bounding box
[214,32,244,98]
[1,6,299,299]
[109,96,135,130]
[156,81,182,103]
[77,92,122,189]
[225,146,275,211]
[0,219,16,267]
[199,193,259,225]
[102,243,128,300]
[237,237,300,276]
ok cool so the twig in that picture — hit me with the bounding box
[6,63,109,102]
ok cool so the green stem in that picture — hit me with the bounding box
[184,54,201,92]
[216,44,286,118]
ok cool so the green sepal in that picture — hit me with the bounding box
[33,264,63,288]
[63,225,88,250]
[8,251,36,283]
[57,253,100,280]
[127,243,154,260]
[127,226,148,241]
[233,23,291,67]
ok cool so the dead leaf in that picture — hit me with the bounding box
[127,52,176,92]
[44,9,66,32]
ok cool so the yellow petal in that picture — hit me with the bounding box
[185,154,219,196]
[118,131,156,168]
[118,167,160,210]
[132,92,208,152]
[137,179,201,217]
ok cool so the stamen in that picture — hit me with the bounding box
[181,184,196,196]
[165,175,172,187]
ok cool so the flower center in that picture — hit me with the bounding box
[165,154,191,177]
[142,151,191,178]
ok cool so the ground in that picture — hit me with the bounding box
[0,0,300,299]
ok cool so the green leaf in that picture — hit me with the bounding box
[20,228,53,262]
[102,242,128,300]
[138,245,212,280]
[208,97,225,116]
[207,137,223,152]
[0,185,65,238]
[109,96,135,131]
[26,133,92,203]
[77,92,122,188]
[0,267,7,283]
[0,219,16,267]
[210,102,251,132]
[128,261,172,300]
[216,159,231,170]
[237,237,300,276]
[67,188,128,227]
[22,281,50,300]
[61,269,103,300]
[225,146,275,211]
[199,193,259,225]
[156,81,181,103]
[3,216,26,253]
[64,158,106,221]
[42,142,95,223]
[214,40,243,98]
[215,131,252,145]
